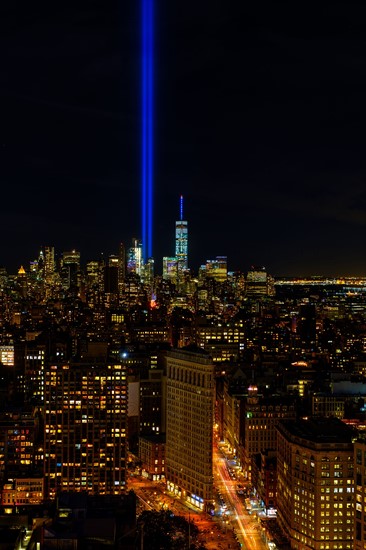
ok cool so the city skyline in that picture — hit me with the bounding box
[2,2,366,276]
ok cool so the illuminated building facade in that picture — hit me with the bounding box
[0,411,39,477]
[1,477,43,508]
[251,450,277,514]
[17,265,27,297]
[175,196,188,272]
[166,348,214,511]
[23,345,45,403]
[142,257,154,284]
[204,256,228,282]
[195,320,245,362]
[61,249,81,293]
[139,368,165,436]
[246,266,269,297]
[131,324,169,344]
[276,417,354,550]
[162,257,178,282]
[86,260,101,287]
[0,345,14,367]
[139,434,165,481]
[127,238,143,277]
[104,255,120,307]
[228,386,296,479]
[44,361,128,499]
[312,394,345,419]
[354,439,366,548]
[43,246,55,284]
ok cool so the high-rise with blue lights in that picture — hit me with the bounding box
[175,195,188,272]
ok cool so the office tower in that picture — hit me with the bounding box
[166,348,214,512]
[195,319,245,362]
[354,438,366,548]
[276,417,354,550]
[62,249,81,289]
[104,255,120,309]
[22,344,45,404]
[311,393,346,419]
[86,261,100,287]
[246,266,268,298]
[204,256,228,282]
[127,238,143,277]
[44,361,128,499]
[0,410,40,477]
[175,195,188,272]
[118,242,126,295]
[162,257,178,282]
[43,246,55,285]
[131,323,169,344]
[17,265,27,297]
[122,277,141,310]
[142,257,154,285]
[239,387,296,479]
[139,368,166,436]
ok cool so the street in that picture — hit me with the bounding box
[129,445,269,550]
[214,445,267,550]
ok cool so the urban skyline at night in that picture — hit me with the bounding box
[0,220,366,548]
[2,3,366,276]
[2,2,366,548]
[1,188,365,279]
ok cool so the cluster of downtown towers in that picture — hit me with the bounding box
[1,203,366,547]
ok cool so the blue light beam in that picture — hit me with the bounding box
[141,0,154,261]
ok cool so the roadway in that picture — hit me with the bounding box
[129,446,269,550]
[214,446,267,550]
[129,475,240,549]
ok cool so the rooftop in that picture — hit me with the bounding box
[278,417,356,445]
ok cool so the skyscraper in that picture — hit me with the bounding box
[276,417,354,549]
[166,347,214,512]
[175,195,188,272]
[61,249,81,293]
[127,238,143,277]
[162,256,178,282]
[43,246,55,285]
[246,266,268,298]
[44,360,128,498]
[354,437,366,548]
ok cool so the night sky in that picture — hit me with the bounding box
[1,1,366,276]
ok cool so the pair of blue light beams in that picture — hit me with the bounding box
[141,0,154,261]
